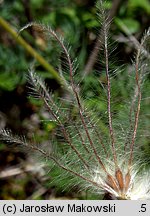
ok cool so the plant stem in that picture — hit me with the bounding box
[83,0,122,76]
[0,17,62,84]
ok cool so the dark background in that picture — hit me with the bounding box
[0,0,150,199]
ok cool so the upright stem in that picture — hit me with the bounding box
[83,0,122,76]
[128,29,150,167]
[128,62,141,167]
[45,26,108,173]
[103,22,117,167]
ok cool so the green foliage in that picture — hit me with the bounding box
[0,0,149,90]
[115,18,140,34]
[0,45,27,90]
[128,0,150,14]
[0,0,149,200]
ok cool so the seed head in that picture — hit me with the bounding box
[0,1,149,200]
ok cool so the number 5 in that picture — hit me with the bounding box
[141,204,146,212]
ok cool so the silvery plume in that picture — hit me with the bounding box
[0,1,150,200]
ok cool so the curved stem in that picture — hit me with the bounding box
[0,17,62,84]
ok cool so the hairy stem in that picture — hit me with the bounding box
[103,17,117,167]
[32,145,101,189]
[128,56,141,168]
[37,24,108,173]
[0,17,62,84]
[83,0,122,76]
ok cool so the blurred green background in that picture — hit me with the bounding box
[0,0,149,199]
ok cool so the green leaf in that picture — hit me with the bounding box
[82,12,99,28]
[128,0,150,14]
[30,0,45,9]
[59,7,80,25]
[0,72,20,91]
[115,18,140,34]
